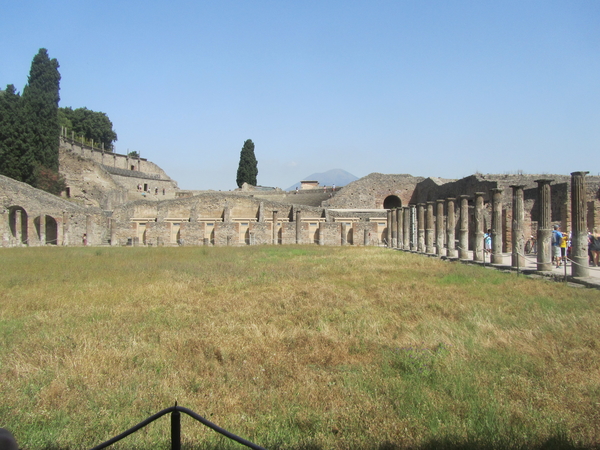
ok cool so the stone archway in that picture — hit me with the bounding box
[383,195,402,209]
[45,216,58,245]
[8,206,28,245]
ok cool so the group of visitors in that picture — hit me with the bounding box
[552,224,600,268]
[551,225,570,268]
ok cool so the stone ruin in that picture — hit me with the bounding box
[1,137,599,275]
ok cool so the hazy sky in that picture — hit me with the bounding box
[1,1,598,190]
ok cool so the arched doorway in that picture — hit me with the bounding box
[383,195,402,209]
[45,216,58,245]
[8,206,28,245]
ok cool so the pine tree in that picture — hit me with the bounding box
[236,139,258,187]
[21,48,61,183]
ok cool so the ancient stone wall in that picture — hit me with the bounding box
[325,173,425,209]
[59,137,178,209]
[0,175,109,247]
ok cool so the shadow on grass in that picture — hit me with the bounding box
[33,435,600,450]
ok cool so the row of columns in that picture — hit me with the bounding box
[386,172,591,278]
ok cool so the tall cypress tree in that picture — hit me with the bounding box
[0,85,27,180]
[236,139,258,187]
[21,48,61,183]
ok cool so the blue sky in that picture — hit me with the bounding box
[1,1,599,190]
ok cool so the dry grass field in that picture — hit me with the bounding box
[0,245,599,450]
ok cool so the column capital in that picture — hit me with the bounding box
[534,178,553,185]
[446,197,456,202]
[509,184,526,190]
[490,188,503,194]
[570,171,589,177]
[436,198,445,204]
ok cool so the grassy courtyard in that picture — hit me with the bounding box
[0,245,599,449]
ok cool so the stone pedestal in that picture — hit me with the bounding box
[459,196,469,260]
[571,172,589,277]
[490,188,503,264]
[426,201,434,254]
[417,203,425,253]
[436,199,445,257]
[510,185,526,269]
[535,179,553,271]
[446,198,456,258]
[473,192,485,262]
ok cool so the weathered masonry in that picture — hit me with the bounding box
[109,194,390,247]
[3,137,600,274]
[0,175,109,247]
[384,171,600,278]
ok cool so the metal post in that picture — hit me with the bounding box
[171,407,181,450]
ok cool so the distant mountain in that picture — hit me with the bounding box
[287,169,358,191]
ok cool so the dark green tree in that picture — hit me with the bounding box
[59,106,117,151]
[236,139,258,187]
[0,85,28,181]
[21,48,61,183]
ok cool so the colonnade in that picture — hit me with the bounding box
[386,171,592,278]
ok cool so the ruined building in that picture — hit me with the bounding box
[1,135,599,251]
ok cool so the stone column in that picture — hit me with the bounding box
[27,215,36,246]
[446,198,456,258]
[341,223,347,246]
[459,195,470,260]
[510,185,526,269]
[403,207,411,250]
[364,228,369,246]
[258,202,265,223]
[392,209,398,248]
[110,218,117,246]
[535,179,553,271]
[295,209,302,244]
[436,199,445,257]
[86,214,92,246]
[39,214,46,245]
[272,210,278,244]
[387,210,393,248]
[14,210,22,245]
[473,192,485,262]
[571,171,589,277]
[396,207,402,249]
[417,203,425,253]
[426,201,434,254]
[490,188,504,264]
[319,222,325,246]
[62,211,69,246]
[1,209,8,247]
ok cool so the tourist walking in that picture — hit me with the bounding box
[590,231,600,267]
[552,225,563,268]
